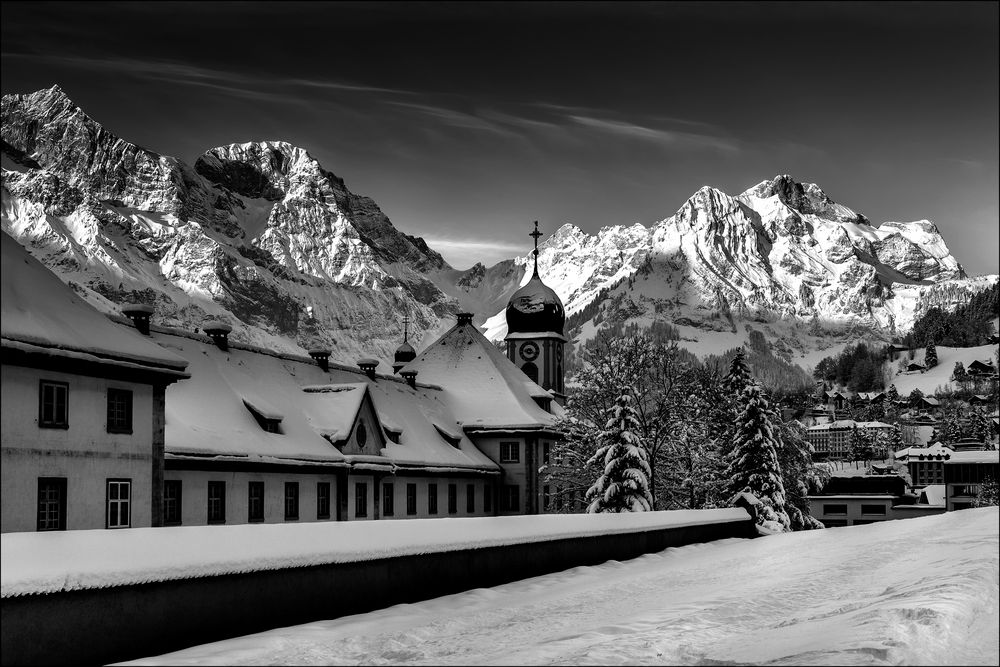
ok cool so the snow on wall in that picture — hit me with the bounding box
[0,508,749,597]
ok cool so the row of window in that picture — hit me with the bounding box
[35,475,528,531]
[37,380,133,433]
[165,480,518,525]
[37,478,132,531]
[821,503,887,516]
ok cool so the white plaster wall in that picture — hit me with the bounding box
[166,470,340,525]
[1,364,154,532]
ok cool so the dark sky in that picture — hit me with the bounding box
[2,1,997,272]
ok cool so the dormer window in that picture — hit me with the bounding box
[434,423,462,449]
[383,424,403,444]
[532,396,552,413]
[356,422,368,448]
[243,398,282,434]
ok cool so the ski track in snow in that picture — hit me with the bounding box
[124,509,999,666]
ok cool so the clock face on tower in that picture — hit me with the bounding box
[519,341,539,362]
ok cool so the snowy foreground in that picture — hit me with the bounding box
[124,508,999,666]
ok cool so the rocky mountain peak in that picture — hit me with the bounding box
[742,175,870,226]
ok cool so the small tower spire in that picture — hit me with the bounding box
[402,314,410,343]
[529,220,542,276]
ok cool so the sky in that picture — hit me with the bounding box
[2,1,997,273]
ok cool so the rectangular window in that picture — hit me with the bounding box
[448,483,457,514]
[284,482,299,521]
[355,482,368,518]
[38,380,69,428]
[208,481,226,524]
[317,482,331,520]
[502,484,520,512]
[383,483,395,517]
[543,441,551,465]
[106,388,133,433]
[106,479,131,529]
[543,484,551,511]
[37,477,67,531]
[163,480,182,526]
[406,483,417,515]
[484,485,493,513]
[248,481,264,522]
[861,504,887,516]
[428,483,438,514]
[500,441,520,463]
[466,484,475,514]
[823,504,848,516]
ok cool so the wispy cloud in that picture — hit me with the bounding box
[1,52,411,102]
[568,115,740,154]
[387,102,521,138]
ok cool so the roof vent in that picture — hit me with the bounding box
[357,358,379,380]
[308,348,331,372]
[401,369,418,388]
[457,312,474,326]
[121,303,154,335]
[203,320,232,351]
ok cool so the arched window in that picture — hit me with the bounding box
[521,362,538,384]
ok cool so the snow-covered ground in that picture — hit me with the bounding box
[887,344,997,396]
[124,508,999,666]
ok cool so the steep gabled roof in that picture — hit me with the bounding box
[401,319,561,430]
[0,231,187,373]
[158,332,498,472]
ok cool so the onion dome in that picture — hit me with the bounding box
[505,270,565,334]
[394,340,416,365]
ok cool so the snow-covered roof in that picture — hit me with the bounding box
[894,443,954,460]
[401,320,562,430]
[917,485,946,507]
[944,451,999,465]
[158,332,498,471]
[0,231,188,372]
[855,421,892,429]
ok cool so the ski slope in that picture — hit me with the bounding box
[124,507,999,666]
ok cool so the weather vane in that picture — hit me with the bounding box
[530,220,542,275]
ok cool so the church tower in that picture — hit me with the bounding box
[505,221,567,405]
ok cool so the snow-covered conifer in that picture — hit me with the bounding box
[725,383,790,531]
[886,384,899,403]
[585,387,654,513]
[925,340,938,368]
[723,346,753,398]
[973,476,998,507]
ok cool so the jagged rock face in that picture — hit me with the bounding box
[481,175,992,341]
[1,86,456,364]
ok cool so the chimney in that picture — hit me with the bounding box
[456,312,474,326]
[357,358,379,380]
[202,320,232,351]
[308,348,331,372]
[401,370,418,388]
[121,303,154,335]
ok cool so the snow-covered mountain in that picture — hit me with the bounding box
[1,85,459,363]
[473,177,996,361]
[3,85,995,368]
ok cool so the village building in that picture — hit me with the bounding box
[894,443,953,488]
[807,475,943,528]
[804,419,892,460]
[943,450,999,511]
[1,233,190,532]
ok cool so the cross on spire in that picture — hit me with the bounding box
[402,314,410,342]
[529,220,542,276]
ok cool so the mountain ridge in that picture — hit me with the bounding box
[2,85,995,370]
